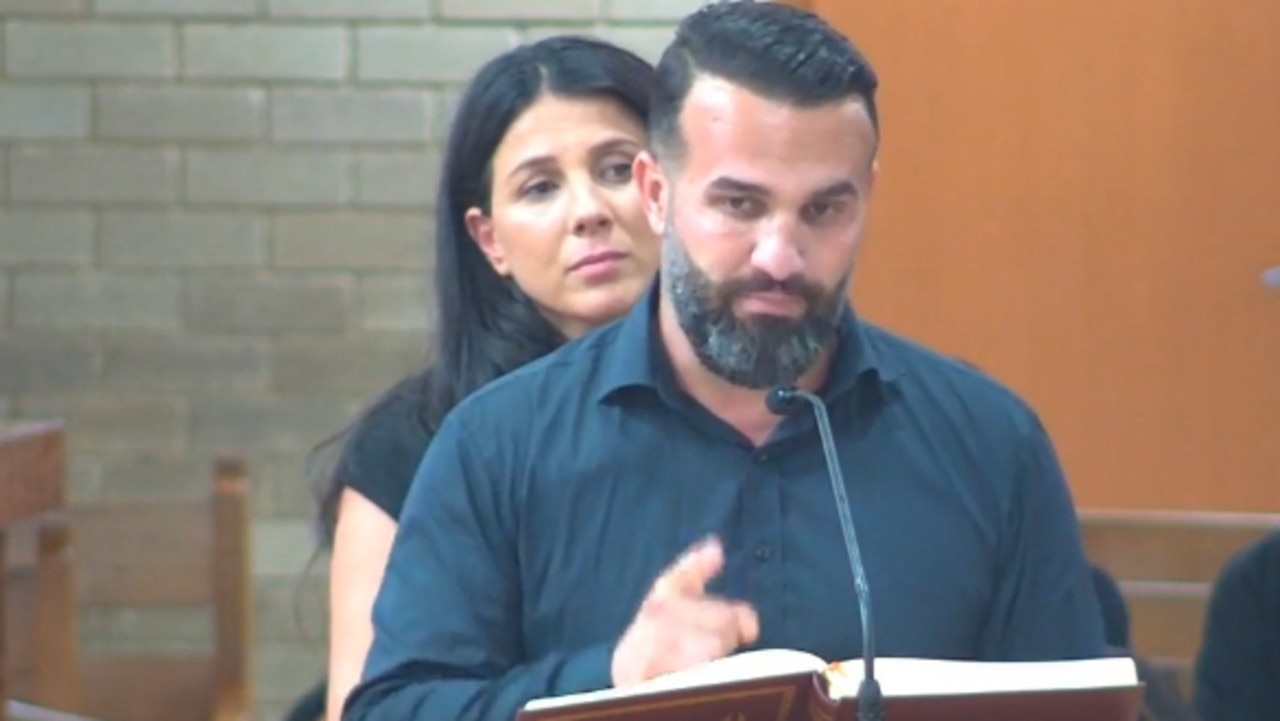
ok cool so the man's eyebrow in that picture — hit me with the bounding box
[707,176,770,196]
[707,177,860,201]
[812,180,859,200]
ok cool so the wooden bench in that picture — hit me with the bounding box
[6,457,254,721]
[1,421,73,721]
[3,518,78,714]
[1079,508,1280,695]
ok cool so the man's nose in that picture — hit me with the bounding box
[750,220,804,280]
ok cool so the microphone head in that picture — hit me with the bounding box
[766,386,802,416]
[1263,266,1280,290]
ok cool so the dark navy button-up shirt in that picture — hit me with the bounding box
[345,283,1105,721]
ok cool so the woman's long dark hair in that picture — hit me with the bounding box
[308,36,656,546]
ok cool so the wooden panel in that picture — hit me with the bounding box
[2,522,78,711]
[1123,582,1210,660]
[2,530,7,721]
[1,422,67,721]
[0,423,65,526]
[1122,582,1204,697]
[4,570,36,679]
[29,524,77,711]
[815,0,1280,511]
[1081,509,1280,582]
[70,502,211,606]
[211,458,253,721]
[8,457,251,721]
[78,658,212,721]
[1077,509,1279,697]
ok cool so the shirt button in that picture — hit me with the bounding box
[752,450,769,464]
[753,546,773,562]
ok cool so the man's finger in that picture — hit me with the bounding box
[654,536,723,597]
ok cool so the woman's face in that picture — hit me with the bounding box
[466,93,660,338]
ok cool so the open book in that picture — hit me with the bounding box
[519,648,1143,721]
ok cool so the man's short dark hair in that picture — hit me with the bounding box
[649,0,880,162]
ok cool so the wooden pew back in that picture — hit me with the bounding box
[3,520,78,711]
[1079,508,1280,695]
[3,421,78,715]
[6,457,253,721]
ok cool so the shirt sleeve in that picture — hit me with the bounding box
[336,390,433,520]
[342,412,617,721]
[979,414,1107,660]
[1193,533,1280,721]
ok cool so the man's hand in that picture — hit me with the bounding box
[610,536,760,688]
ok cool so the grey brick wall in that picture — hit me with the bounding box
[0,0,702,717]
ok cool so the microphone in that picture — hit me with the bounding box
[766,386,884,721]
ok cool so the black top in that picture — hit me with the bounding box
[1090,564,1132,649]
[346,280,1106,721]
[1195,529,1280,721]
[336,374,435,521]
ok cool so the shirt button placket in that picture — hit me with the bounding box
[745,450,784,647]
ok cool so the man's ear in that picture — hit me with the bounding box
[464,207,510,276]
[632,150,669,236]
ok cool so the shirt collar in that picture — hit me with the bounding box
[594,277,904,405]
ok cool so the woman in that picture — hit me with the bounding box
[299,36,660,721]
[1093,563,1200,721]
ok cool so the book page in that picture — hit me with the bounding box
[824,656,1140,699]
[523,648,825,712]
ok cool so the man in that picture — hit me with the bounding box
[344,3,1106,721]
[1194,530,1280,721]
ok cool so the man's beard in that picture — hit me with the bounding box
[661,222,849,390]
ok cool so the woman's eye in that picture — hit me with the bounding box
[521,179,558,198]
[599,160,634,183]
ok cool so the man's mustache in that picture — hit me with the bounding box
[717,273,825,306]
